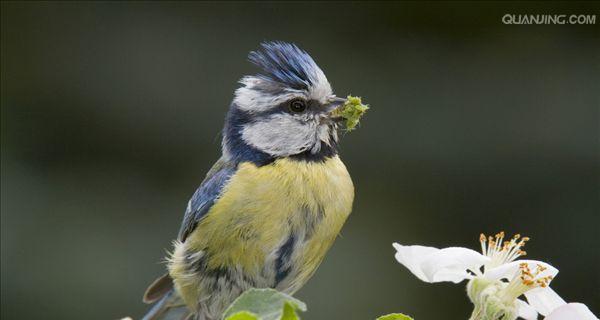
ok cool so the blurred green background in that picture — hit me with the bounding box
[2,2,599,319]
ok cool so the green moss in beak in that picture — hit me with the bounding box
[332,95,369,131]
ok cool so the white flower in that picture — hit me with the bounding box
[393,232,568,320]
[544,303,598,320]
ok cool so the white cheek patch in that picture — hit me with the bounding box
[241,114,320,157]
[241,113,336,157]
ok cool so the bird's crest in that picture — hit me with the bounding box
[248,41,326,91]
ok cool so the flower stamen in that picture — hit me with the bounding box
[480,232,529,269]
[498,262,554,304]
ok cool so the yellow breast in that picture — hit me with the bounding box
[171,155,354,307]
[188,155,353,265]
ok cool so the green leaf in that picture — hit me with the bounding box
[376,313,414,320]
[222,288,307,320]
[225,311,260,320]
[280,302,300,320]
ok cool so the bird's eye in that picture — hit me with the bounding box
[289,99,307,113]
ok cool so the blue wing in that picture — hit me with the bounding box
[178,157,237,241]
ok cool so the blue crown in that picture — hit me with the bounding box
[248,41,322,90]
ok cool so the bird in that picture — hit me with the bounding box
[141,41,356,320]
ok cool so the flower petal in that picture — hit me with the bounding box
[393,243,488,283]
[420,247,490,283]
[524,287,566,316]
[516,299,538,320]
[544,303,599,320]
[484,259,558,283]
[393,243,440,282]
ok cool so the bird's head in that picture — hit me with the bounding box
[222,42,347,165]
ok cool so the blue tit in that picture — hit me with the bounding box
[141,42,356,320]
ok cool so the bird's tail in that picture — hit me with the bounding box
[142,274,191,320]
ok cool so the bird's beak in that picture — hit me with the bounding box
[325,96,347,120]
